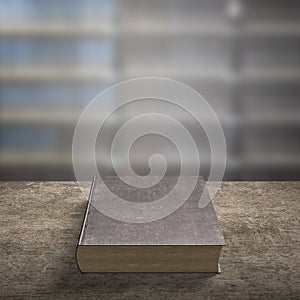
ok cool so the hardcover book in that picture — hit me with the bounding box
[76,176,225,272]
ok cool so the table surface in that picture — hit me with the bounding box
[0,181,299,299]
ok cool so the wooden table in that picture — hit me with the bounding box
[0,181,299,299]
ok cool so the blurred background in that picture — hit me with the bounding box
[0,0,300,181]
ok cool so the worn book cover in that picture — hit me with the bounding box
[76,176,225,272]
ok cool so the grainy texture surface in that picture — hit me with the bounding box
[0,181,299,299]
[81,176,224,245]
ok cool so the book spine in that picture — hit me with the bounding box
[78,176,96,245]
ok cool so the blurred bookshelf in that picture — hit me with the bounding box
[0,0,300,180]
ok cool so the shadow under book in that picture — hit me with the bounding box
[76,176,225,272]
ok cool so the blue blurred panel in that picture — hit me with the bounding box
[0,128,60,150]
[0,0,115,19]
[0,40,114,66]
[0,85,107,106]
[0,0,30,19]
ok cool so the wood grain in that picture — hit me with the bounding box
[0,181,299,299]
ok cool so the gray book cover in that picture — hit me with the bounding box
[79,176,225,247]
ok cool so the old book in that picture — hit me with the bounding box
[76,176,225,272]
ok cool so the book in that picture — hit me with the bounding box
[76,176,225,272]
